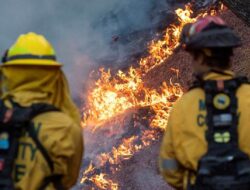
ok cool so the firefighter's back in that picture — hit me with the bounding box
[14,111,83,190]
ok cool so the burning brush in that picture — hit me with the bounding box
[80,3,225,190]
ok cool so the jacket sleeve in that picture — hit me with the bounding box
[159,101,185,190]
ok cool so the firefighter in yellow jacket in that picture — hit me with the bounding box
[0,32,83,190]
[159,16,250,190]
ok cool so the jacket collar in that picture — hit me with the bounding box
[203,70,235,81]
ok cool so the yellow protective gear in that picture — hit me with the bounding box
[1,65,83,189]
[159,71,250,190]
[14,111,83,190]
[3,32,61,66]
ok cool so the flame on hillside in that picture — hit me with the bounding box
[81,3,225,189]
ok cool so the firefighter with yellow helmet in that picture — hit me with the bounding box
[159,16,250,190]
[0,32,83,190]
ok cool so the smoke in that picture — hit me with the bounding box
[0,0,172,99]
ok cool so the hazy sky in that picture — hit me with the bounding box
[0,0,171,97]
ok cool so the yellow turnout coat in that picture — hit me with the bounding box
[1,66,83,190]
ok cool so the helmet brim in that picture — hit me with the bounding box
[185,28,242,50]
[2,59,62,67]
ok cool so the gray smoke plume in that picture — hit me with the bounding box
[0,0,176,99]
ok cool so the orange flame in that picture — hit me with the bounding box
[81,163,118,190]
[91,174,118,190]
[82,4,223,130]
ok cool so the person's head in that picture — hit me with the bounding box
[1,32,80,124]
[180,16,241,75]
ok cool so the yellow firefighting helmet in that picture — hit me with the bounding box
[2,32,62,66]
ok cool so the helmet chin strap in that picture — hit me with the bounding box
[209,69,234,77]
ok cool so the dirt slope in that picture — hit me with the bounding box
[223,0,250,25]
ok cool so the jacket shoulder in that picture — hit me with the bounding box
[177,88,205,106]
[239,83,250,90]
[32,111,79,128]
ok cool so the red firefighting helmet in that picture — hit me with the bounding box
[180,16,242,51]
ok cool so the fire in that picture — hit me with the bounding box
[139,4,220,73]
[91,174,118,190]
[139,5,195,73]
[81,3,225,189]
[82,4,222,130]
[81,163,118,190]
[83,60,183,131]
[83,173,118,190]
[97,136,141,166]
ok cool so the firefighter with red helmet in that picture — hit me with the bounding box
[159,16,250,190]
